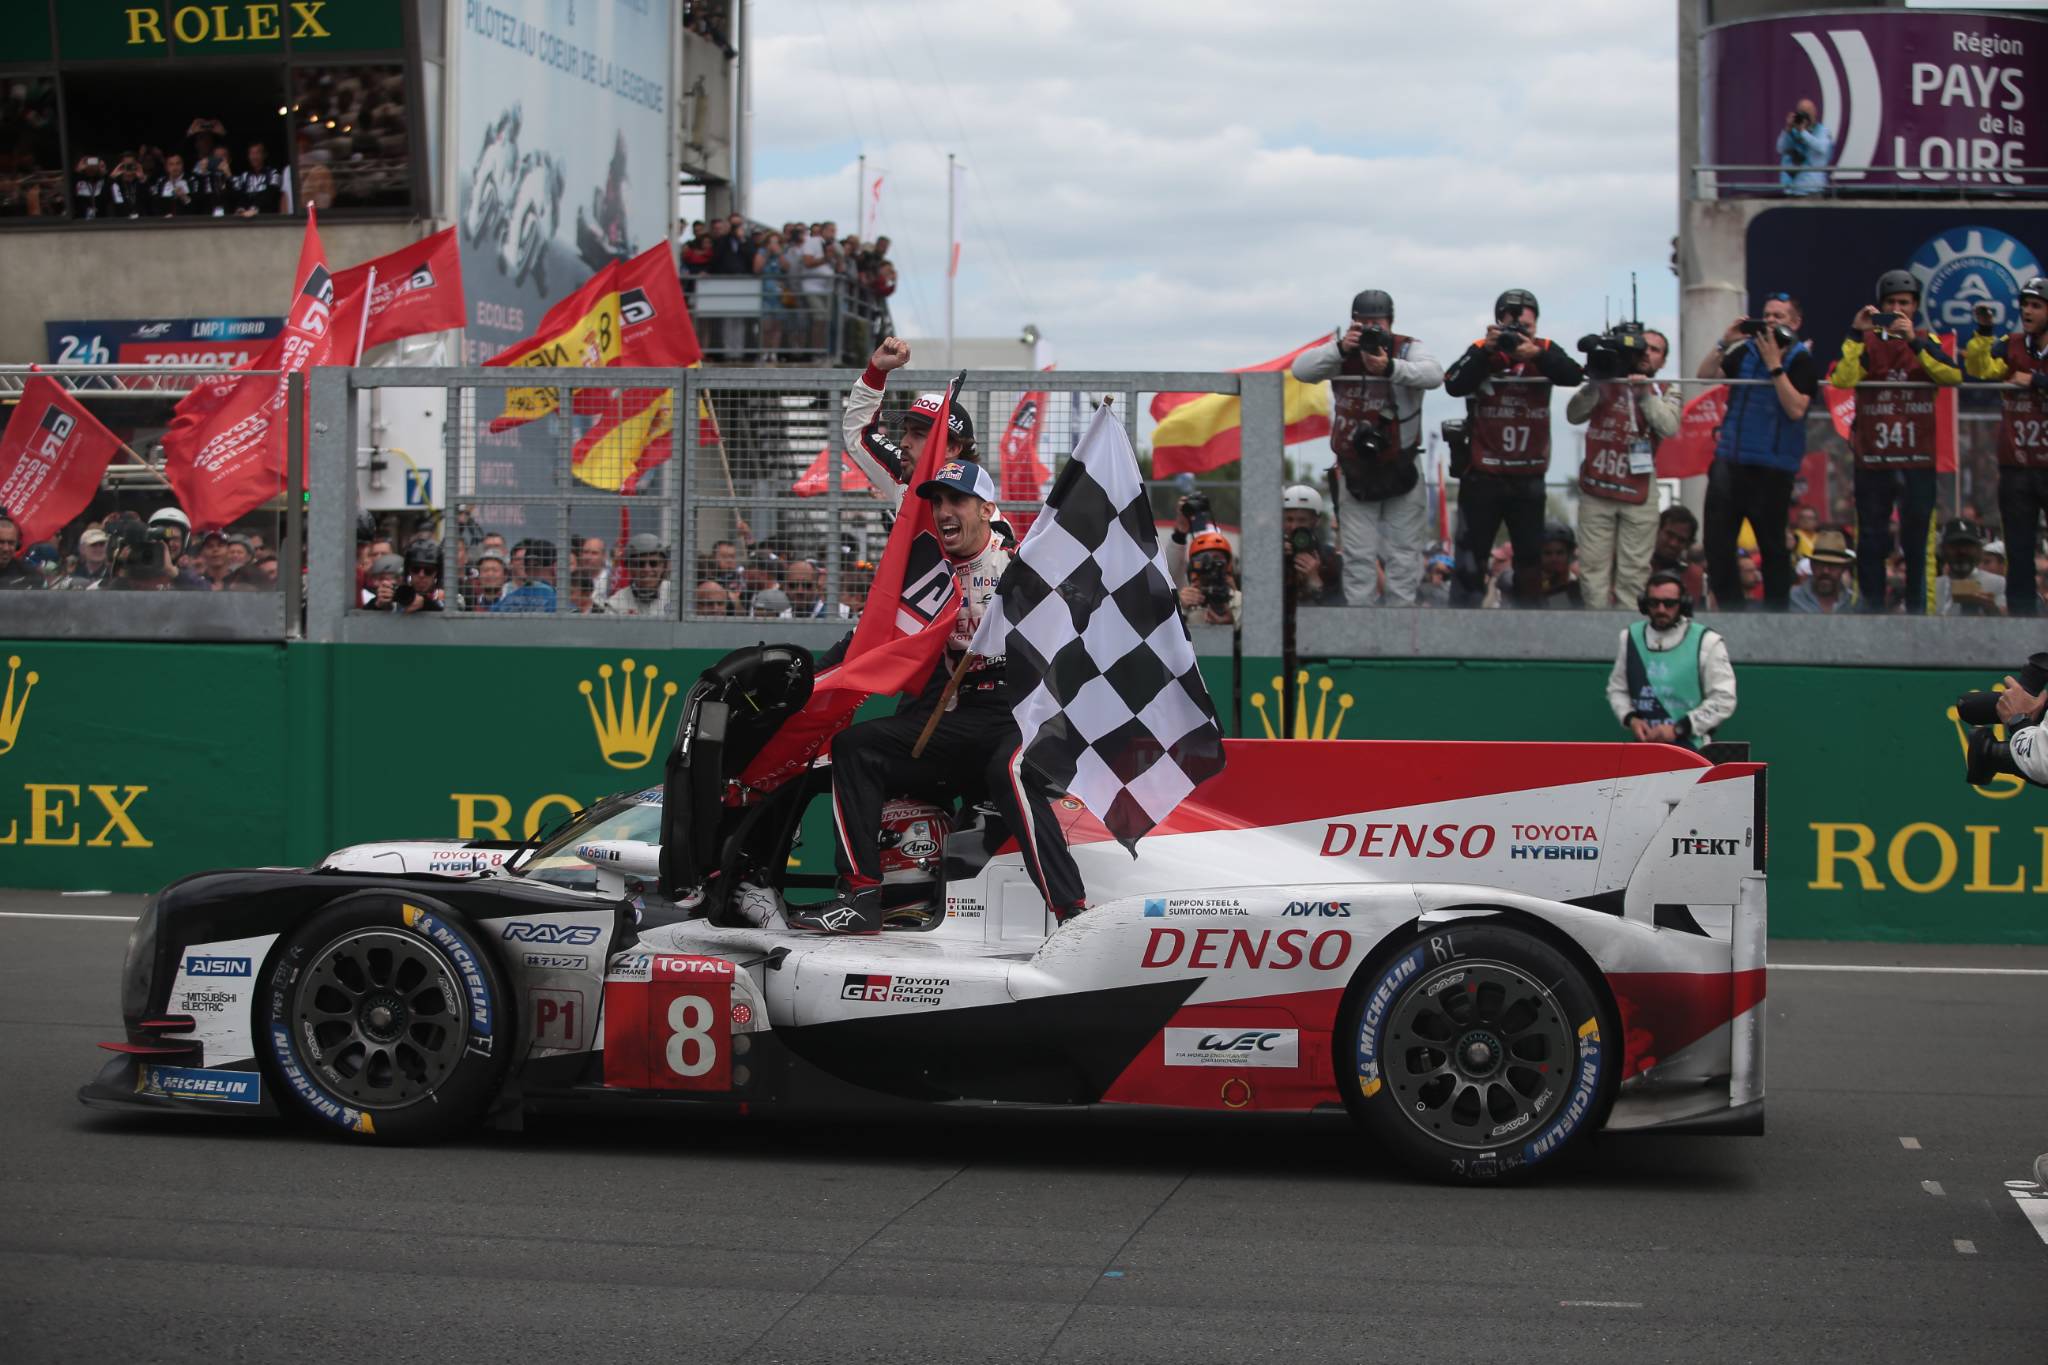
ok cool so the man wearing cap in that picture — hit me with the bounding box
[1963,275,2048,614]
[1606,570,1737,750]
[842,336,1006,524]
[602,534,672,616]
[1934,518,2005,617]
[1444,288,1586,605]
[1290,288,1443,606]
[1789,530,1857,613]
[360,552,406,610]
[56,526,112,589]
[1831,270,1963,614]
[792,456,1086,935]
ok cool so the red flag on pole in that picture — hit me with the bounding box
[1657,384,1726,480]
[736,377,968,794]
[161,212,333,527]
[329,227,465,355]
[997,388,1051,538]
[790,444,875,497]
[0,376,125,544]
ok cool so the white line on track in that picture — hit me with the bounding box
[1774,963,2048,977]
[0,911,136,923]
[1900,1137,1922,1150]
[1559,1301,1643,1309]
[1923,1180,1946,1197]
[1954,1239,1977,1255]
[2011,1190,2048,1248]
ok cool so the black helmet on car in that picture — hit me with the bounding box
[1495,288,1540,319]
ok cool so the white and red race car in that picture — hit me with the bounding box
[83,646,1765,1183]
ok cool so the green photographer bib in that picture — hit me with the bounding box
[1625,620,1704,742]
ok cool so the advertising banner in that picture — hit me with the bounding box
[455,0,675,536]
[45,317,282,369]
[1743,208,2045,356]
[1703,10,2046,190]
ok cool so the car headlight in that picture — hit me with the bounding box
[121,897,161,1019]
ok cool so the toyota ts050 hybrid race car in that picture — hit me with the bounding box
[82,646,1767,1183]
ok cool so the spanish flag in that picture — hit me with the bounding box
[573,388,675,493]
[482,242,702,433]
[1149,336,1333,476]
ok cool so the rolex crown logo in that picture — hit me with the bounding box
[580,657,678,770]
[0,654,38,757]
[1247,670,1353,741]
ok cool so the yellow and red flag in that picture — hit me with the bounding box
[1149,337,1332,476]
[482,242,703,433]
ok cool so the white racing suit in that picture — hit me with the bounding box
[827,382,1084,914]
[2008,724,2048,785]
[840,364,1015,532]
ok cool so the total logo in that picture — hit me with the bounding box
[1282,900,1351,917]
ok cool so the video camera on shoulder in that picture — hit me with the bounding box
[1577,320,1648,382]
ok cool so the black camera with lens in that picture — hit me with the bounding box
[1179,491,1212,533]
[1357,323,1394,357]
[1287,526,1319,556]
[1189,549,1234,612]
[1492,322,1528,356]
[1738,318,1797,348]
[1956,653,2048,788]
[110,522,174,579]
[1577,321,1648,382]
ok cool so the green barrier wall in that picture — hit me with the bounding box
[2,640,2040,944]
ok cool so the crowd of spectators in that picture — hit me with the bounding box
[62,117,287,221]
[0,506,280,592]
[679,213,895,362]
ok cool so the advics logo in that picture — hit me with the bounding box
[1910,228,2043,334]
[1282,900,1351,917]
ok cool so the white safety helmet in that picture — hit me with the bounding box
[148,507,192,531]
[1282,484,1326,517]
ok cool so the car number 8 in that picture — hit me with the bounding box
[665,994,717,1077]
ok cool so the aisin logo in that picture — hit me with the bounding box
[0,655,38,757]
[578,657,678,770]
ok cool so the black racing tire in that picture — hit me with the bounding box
[258,892,512,1142]
[1336,920,1617,1184]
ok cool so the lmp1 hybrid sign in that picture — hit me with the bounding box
[1703,10,2045,190]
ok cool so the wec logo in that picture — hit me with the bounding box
[1196,1030,1285,1052]
[500,921,602,945]
[1282,900,1350,917]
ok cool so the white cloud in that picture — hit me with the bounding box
[746,0,1681,469]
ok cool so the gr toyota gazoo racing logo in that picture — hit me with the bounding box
[1910,227,2044,333]
[618,287,654,327]
[34,406,77,458]
[840,974,947,1006]
[893,535,957,636]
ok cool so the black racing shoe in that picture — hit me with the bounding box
[787,887,883,935]
[1966,728,2022,786]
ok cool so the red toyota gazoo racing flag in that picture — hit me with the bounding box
[0,376,124,544]
[329,226,466,359]
[735,375,969,794]
[162,211,333,526]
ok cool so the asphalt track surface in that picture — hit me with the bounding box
[2,890,2044,1365]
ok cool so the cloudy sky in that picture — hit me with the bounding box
[738,1,1679,469]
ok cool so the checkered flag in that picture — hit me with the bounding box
[971,401,1226,853]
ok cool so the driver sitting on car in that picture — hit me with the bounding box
[788,458,1087,935]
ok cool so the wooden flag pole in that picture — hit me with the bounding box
[911,651,974,758]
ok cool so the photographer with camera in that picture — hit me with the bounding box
[1290,289,1443,606]
[1605,571,1737,750]
[1831,270,1963,614]
[1443,288,1586,606]
[1568,324,1678,607]
[102,519,180,591]
[1698,292,1817,611]
[1963,275,2048,615]
[359,552,404,611]
[1282,484,1344,607]
[1177,530,1242,627]
[1777,98,1834,197]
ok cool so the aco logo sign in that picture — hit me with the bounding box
[0,654,151,849]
